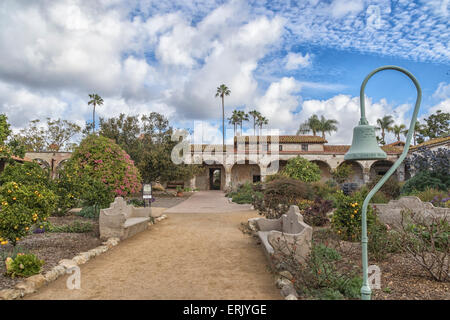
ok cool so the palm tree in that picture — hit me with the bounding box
[215,84,231,148]
[227,110,240,136]
[404,121,422,145]
[256,116,268,134]
[88,94,104,133]
[297,114,321,136]
[318,115,339,139]
[392,124,406,141]
[237,110,249,135]
[248,110,261,135]
[376,115,394,145]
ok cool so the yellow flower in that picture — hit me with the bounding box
[354,210,358,213]
[15,237,19,241]
[7,190,11,193]
[351,214,354,219]
[12,197,16,200]
[25,227,29,231]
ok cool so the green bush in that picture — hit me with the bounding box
[254,178,314,219]
[401,171,448,194]
[6,253,44,278]
[407,188,448,204]
[273,242,362,300]
[128,198,145,207]
[331,163,352,184]
[367,175,401,200]
[282,156,321,182]
[369,191,390,204]
[76,205,101,219]
[0,181,57,246]
[331,190,376,242]
[229,182,260,204]
[367,222,401,261]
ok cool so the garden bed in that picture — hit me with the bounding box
[0,214,102,290]
[310,227,450,300]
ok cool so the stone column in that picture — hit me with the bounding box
[224,165,232,190]
[363,168,371,184]
[396,163,405,182]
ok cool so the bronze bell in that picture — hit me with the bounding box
[344,124,387,161]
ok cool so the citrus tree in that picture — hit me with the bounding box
[0,181,57,246]
[282,156,321,182]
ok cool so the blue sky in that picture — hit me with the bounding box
[0,0,448,145]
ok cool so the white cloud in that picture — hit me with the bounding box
[285,52,312,70]
[427,98,450,116]
[300,94,411,144]
[329,0,364,18]
[433,82,450,100]
[256,77,301,133]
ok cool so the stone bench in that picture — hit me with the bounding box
[99,197,159,240]
[250,205,313,267]
[371,196,449,228]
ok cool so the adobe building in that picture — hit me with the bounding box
[185,135,406,191]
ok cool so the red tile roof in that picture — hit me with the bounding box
[234,135,327,144]
[409,136,450,151]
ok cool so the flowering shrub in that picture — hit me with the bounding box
[5,253,44,278]
[331,190,376,241]
[63,135,142,207]
[0,181,57,246]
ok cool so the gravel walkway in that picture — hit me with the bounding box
[25,192,280,300]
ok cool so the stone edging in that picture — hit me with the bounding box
[248,218,299,301]
[0,214,168,300]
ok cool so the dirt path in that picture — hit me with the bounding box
[25,192,281,300]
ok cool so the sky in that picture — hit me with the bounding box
[0,0,449,146]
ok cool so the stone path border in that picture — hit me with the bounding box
[0,215,167,300]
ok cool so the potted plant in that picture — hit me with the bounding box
[176,185,183,197]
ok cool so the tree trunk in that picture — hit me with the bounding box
[93,104,96,133]
[222,96,225,149]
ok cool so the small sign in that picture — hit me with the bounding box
[142,183,153,208]
[143,184,152,194]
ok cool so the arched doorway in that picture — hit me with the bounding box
[338,160,364,185]
[311,160,331,182]
[207,164,225,190]
[370,160,396,181]
[231,163,261,187]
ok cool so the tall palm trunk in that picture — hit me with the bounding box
[222,96,224,148]
[92,103,96,133]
